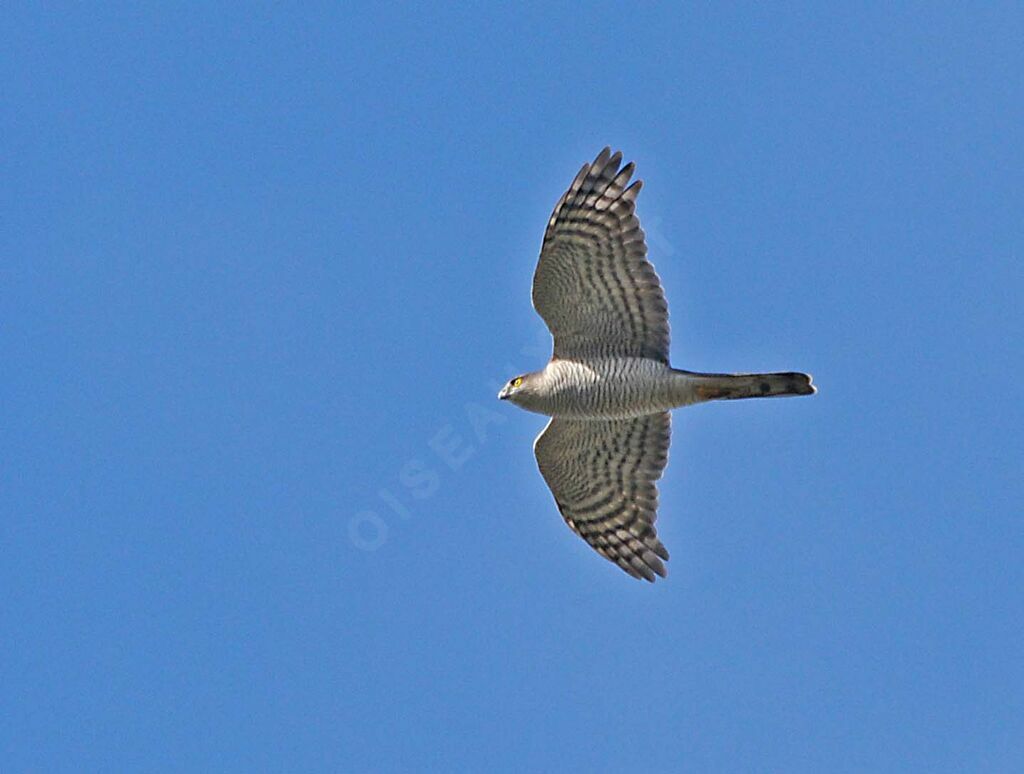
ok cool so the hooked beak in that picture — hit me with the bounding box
[498,387,510,400]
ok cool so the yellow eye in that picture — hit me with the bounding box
[512,377,523,388]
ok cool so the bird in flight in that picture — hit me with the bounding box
[498,148,815,582]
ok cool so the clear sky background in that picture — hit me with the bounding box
[3,4,1022,772]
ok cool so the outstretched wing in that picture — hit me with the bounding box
[533,412,671,582]
[532,147,669,362]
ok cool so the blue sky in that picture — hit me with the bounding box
[3,3,1022,771]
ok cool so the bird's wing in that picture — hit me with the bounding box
[533,412,671,582]
[532,147,669,362]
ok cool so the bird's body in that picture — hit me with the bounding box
[499,148,815,582]
[508,358,813,419]
[509,357,678,419]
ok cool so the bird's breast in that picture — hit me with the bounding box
[537,358,676,419]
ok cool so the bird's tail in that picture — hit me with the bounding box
[672,369,816,404]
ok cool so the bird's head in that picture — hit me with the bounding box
[497,372,535,407]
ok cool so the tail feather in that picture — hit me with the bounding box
[674,370,816,402]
